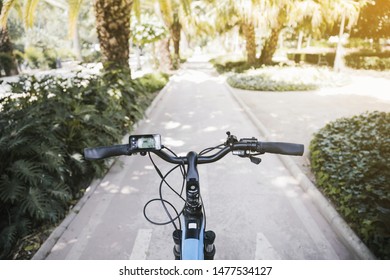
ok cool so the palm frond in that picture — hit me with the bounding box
[158,0,173,27]
[68,0,82,36]
[181,0,191,15]
[24,0,40,28]
[133,0,141,21]
[0,0,18,28]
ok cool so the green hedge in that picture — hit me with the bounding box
[226,66,349,91]
[310,111,390,259]
[344,51,390,70]
[0,70,168,259]
[287,52,336,67]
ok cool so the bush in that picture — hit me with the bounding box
[24,47,44,69]
[0,52,14,76]
[226,66,349,91]
[135,72,170,93]
[287,52,336,67]
[310,111,390,259]
[0,70,168,259]
[210,56,253,73]
[345,51,390,70]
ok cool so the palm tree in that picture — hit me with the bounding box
[94,0,133,75]
[214,0,258,66]
[155,0,191,69]
[258,2,288,65]
[322,0,366,71]
[1,0,134,75]
[0,0,19,76]
[290,0,324,49]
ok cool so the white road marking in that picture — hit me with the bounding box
[255,232,281,260]
[65,196,112,260]
[288,197,339,259]
[129,229,153,260]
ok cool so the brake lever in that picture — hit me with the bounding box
[225,131,238,146]
[249,156,262,165]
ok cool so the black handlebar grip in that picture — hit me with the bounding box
[259,142,304,156]
[84,144,130,160]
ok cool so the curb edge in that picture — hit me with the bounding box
[226,82,376,260]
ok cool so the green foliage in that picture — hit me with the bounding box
[24,47,44,69]
[131,19,167,46]
[0,70,168,259]
[345,51,390,71]
[210,57,252,74]
[135,72,170,93]
[0,52,14,76]
[310,111,390,259]
[226,66,349,92]
[24,46,54,69]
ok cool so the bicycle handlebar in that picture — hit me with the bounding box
[84,137,304,164]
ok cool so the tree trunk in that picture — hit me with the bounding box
[171,17,181,70]
[0,27,19,77]
[242,21,257,66]
[297,31,303,50]
[94,0,133,76]
[259,27,282,65]
[334,12,346,72]
[0,0,19,77]
[73,22,82,61]
[158,37,173,72]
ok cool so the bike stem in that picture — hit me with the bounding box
[185,151,202,215]
[172,151,216,259]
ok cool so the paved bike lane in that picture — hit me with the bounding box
[36,57,371,260]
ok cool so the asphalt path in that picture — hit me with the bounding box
[39,57,364,260]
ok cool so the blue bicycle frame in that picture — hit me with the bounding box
[173,151,215,260]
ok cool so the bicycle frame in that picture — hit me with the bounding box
[173,151,215,260]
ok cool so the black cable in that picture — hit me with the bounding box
[144,152,186,230]
[143,198,182,227]
[144,144,223,231]
[199,144,225,155]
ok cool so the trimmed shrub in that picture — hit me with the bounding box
[135,72,170,93]
[226,66,349,91]
[210,56,253,74]
[345,51,390,70]
[310,111,390,259]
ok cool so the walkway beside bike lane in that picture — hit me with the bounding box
[36,56,376,260]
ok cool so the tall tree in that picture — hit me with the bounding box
[258,1,288,65]
[214,0,259,66]
[155,0,191,69]
[94,0,133,75]
[1,0,134,75]
[323,0,366,71]
[0,0,19,76]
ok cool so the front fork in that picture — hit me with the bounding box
[172,229,216,260]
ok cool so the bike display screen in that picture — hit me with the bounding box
[129,134,162,152]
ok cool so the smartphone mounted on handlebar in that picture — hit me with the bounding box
[129,134,162,153]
